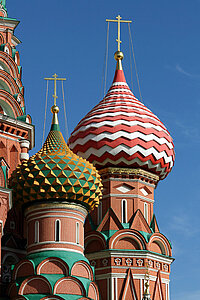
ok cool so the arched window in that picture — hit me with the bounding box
[144,202,148,222]
[121,199,127,223]
[55,219,61,242]
[98,202,102,224]
[76,222,79,244]
[35,221,39,243]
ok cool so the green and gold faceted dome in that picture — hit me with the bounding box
[10,105,103,210]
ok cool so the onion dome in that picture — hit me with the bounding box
[68,51,175,179]
[10,105,103,210]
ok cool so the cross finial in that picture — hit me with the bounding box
[106,15,132,51]
[44,73,66,106]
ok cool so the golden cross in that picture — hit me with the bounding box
[106,15,132,51]
[44,73,66,106]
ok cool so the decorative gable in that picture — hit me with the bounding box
[130,210,152,233]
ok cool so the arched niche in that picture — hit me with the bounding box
[37,257,69,276]
[18,276,52,295]
[0,60,10,74]
[71,260,93,280]
[114,237,141,250]
[88,282,99,300]
[13,260,35,280]
[85,233,106,254]
[53,277,86,296]
[0,78,11,93]
[0,98,15,117]
[148,234,172,257]
[150,240,165,255]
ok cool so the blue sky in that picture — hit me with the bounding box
[7,0,200,298]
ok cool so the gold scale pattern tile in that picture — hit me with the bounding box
[10,129,103,210]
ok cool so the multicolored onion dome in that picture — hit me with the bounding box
[10,105,103,210]
[69,51,175,179]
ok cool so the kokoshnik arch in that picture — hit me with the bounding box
[0,3,175,300]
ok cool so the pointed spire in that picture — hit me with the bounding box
[112,50,126,83]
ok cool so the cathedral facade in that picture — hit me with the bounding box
[0,2,175,300]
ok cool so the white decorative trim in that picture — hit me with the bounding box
[140,278,143,300]
[19,139,30,149]
[86,250,174,264]
[20,152,29,160]
[28,241,84,249]
[28,247,83,255]
[103,193,154,203]
[102,177,156,188]
[26,209,86,220]
[115,277,118,300]
[27,214,84,224]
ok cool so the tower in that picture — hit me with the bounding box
[0,1,34,292]
[68,16,175,299]
[8,76,103,299]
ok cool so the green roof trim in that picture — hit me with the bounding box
[51,124,60,131]
[1,165,7,186]
[0,17,18,21]
[27,250,90,272]
[17,114,28,123]
[139,231,153,243]
[18,65,22,73]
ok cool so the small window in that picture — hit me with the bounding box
[76,222,79,244]
[144,202,148,222]
[98,202,102,224]
[35,221,39,243]
[121,199,127,223]
[55,220,60,242]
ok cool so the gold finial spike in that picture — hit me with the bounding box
[106,15,132,52]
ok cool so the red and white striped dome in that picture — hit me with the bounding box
[69,58,175,180]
